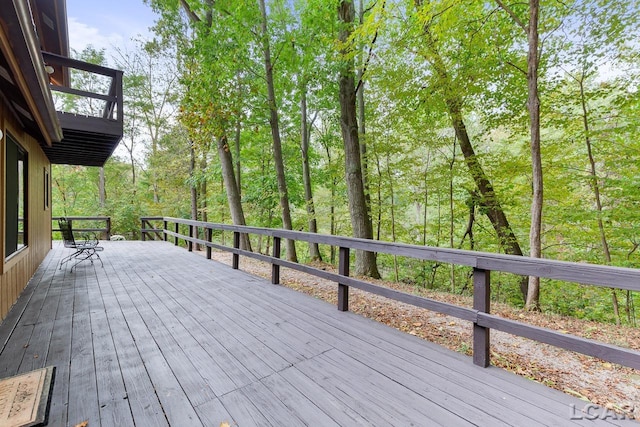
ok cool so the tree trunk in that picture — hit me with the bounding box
[324,142,337,265]
[386,154,399,282]
[234,118,242,197]
[220,175,226,246]
[201,154,208,223]
[422,154,430,287]
[300,86,322,261]
[190,141,198,227]
[235,71,243,196]
[578,77,620,325]
[449,140,456,292]
[99,167,106,209]
[216,136,252,251]
[259,0,297,262]
[375,152,382,241]
[525,0,542,311]
[416,2,528,299]
[338,0,380,278]
[357,0,371,218]
[197,153,208,251]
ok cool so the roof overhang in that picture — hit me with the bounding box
[0,0,124,167]
[0,0,63,145]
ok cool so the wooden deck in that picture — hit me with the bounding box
[0,241,635,426]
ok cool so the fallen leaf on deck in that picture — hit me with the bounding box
[74,421,89,427]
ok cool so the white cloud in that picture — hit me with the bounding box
[67,17,125,54]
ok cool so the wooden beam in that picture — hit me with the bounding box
[473,268,490,367]
[49,84,117,103]
[338,247,350,312]
[272,237,281,284]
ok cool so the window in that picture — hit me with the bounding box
[5,134,27,258]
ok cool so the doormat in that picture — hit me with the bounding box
[0,366,55,427]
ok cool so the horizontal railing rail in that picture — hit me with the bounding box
[53,216,111,240]
[140,216,640,371]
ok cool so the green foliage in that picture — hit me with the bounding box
[51,0,640,326]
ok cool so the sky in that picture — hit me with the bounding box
[66,0,158,56]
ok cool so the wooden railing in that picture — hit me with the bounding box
[140,216,164,241]
[42,51,123,125]
[140,216,640,371]
[53,216,111,240]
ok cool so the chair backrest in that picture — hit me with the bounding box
[58,218,76,247]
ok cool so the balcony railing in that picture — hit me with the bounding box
[52,216,111,240]
[40,52,123,166]
[140,216,640,372]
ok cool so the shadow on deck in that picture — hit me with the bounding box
[0,241,634,426]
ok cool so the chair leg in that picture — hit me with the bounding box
[70,248,93,272]
[60,249,82,269]
[62,245,104,271]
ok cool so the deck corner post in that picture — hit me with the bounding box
[232,231,240,270]
[338,246,350,312]
[206,227,212,259]
[174,222,179,246]
[188,224,194,252]
[473,267,491,368]
[106,217,111,240]
[271,236,282,285]
[163,220,168,241]
[272,236,281,284]
[141,219,146,241]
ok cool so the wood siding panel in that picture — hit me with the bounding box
[0,98,52,321]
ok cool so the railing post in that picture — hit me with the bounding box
[163,220,168,241]
[272,236,281,284]
[106,217,111,240]
[473,268,491,368]
[338,247,350,312]
[232,231,240,270]
[206,227,212,259]
[141,219,146,241]
[188,224,194,252]
[174,222,179,246]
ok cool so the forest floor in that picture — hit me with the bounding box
[205,250,639,419]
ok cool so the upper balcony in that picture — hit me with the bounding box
[0,0,123,167]
[41,51,123,166]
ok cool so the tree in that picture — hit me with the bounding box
[258,0,298,262]
[338,0,380,278]
[113,39,180,204]
[495,0,543,310]
[150,0,253,250]
[300,87,322,260]
[412,0,529,299]
[544,0,640,322]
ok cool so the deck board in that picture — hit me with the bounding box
[0,240,636,426]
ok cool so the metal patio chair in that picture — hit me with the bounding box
[58,217,104,271]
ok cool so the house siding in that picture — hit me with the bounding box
[0,98,52,321]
